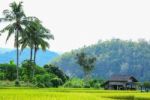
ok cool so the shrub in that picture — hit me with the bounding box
[88,79,103,88]
[0,63,16,81]
[21,60,36,82]
[0,72,4,80]
[63,78,84,88]
[44,64,69,83]
[51,78,63,87]
[15,80,20,86]
[35,74,50,87]
[83,83,91,88]
[143,81,150,92]
[35,73,57,88]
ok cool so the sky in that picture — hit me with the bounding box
[1,0,150,53]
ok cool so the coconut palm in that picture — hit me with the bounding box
[33,32,53,63]
[0,2,28,80]
[19,18,54,63]
[19,18,37,61]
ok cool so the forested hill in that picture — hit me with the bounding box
[51,39,150,81]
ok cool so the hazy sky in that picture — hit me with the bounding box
[1,0,150,52]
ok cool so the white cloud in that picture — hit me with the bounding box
[1,0,150,52]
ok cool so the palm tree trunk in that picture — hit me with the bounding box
[30,47,33,61]
[16,30,19,81]
[32,46,37,78]
[33,47,37,64]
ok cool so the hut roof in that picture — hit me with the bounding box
[101,75,138,86]
[109,75,138,82]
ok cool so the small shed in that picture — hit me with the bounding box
[102,75,138,90]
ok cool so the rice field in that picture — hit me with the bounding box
[0,88,150,100]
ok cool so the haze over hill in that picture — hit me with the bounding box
[0,48,59,66]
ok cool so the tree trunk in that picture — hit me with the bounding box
[30,47,33,61]
[16,30,19,81]
[84,71,89,82]
[33,47,37,64]
[32,46,37,78]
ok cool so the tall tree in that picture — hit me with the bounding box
[0,2,28,80]
[19,18,54,63]
[76,52,96,81]
[19,18,37,61]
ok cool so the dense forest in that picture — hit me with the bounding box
[51,39,150,81]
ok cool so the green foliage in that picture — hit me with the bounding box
[51,39,150,81]
[88,79,103,88]
[9,60,15,65]
[34,73,56,88]
[15,79,20,86]
[0,80,15,87]
[51,78,63,87]
[63,78,84,88]
[44,64,69,83]
[143,81,150,92]
[76,52,96,81]
[0,72,5,80]
[0,61,68,88]
[143,82,150,88]
[34,66,46,75]
[21,60,36,82]
[0,63,16,80]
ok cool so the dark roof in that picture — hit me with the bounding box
[109,75,138,82]
[101,75,138,86]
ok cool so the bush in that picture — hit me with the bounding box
[143,81,150,92]
[35,74,51,88]
[88,79,103,88]
[15,80,20,86]
[44,64,69,83]
[35,73,59,88]
[36,82,45,88]
[0,63,16,81]
[0,80,15,87]
[64,78,103,88]
[63,78,84,88]
[83,83,91,88]
[21,60,36,82]
[51,78,63,87]
[0,72,4,80]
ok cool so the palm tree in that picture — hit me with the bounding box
[33,33,53,63]
[19,19,36,61]
[19,18,53,78]
[19,18,54,63]
[0,2,27,80]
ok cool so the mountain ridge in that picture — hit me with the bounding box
[0,48,59,66]
[51,39,150,81]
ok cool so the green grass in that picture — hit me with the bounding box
[0,88,150,100]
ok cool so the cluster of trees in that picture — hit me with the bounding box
[0,2,54,82]
[0,61,16,81]
[52,39,150,81]
[0,60,69,87]
[64,78,103,88]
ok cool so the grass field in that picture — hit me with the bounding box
[0,88,150,100]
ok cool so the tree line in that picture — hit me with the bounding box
[0,60,69,87]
